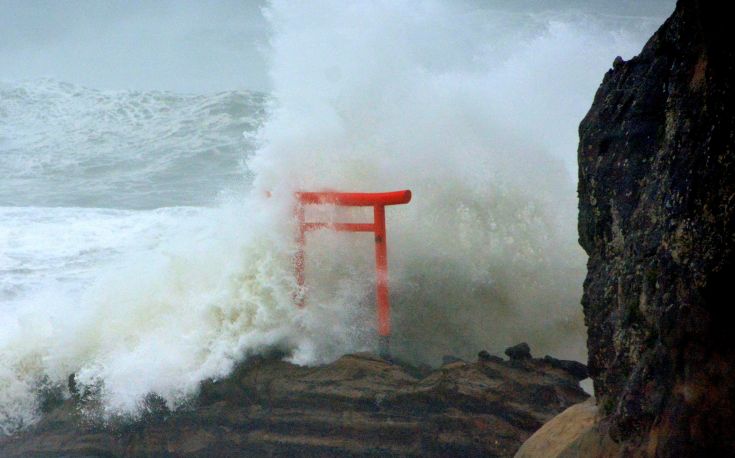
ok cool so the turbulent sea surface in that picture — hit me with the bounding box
[0,1,668,434]
[0,78,268,307]
[0,79,267,209]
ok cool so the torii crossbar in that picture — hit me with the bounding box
[294,190,412,351]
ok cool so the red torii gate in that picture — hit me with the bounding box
[294,189,412,354]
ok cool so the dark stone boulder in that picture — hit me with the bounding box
[578,0,735,454]
[478,350,504,364]
[505,342,532,361]
[542,356,588,381]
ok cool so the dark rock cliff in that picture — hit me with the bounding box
[578,0,735,455]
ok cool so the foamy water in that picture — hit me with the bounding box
[1,1,667,434]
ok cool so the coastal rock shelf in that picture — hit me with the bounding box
[0,349,587,457]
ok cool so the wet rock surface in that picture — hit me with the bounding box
[578,0,735,455]
[504,343,531,361]
[0,350,587,457]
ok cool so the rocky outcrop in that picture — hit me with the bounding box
[0,349,587,457]
[514,399,611,458]
[578,0,735,455]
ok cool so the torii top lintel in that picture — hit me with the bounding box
[296,190,412,207]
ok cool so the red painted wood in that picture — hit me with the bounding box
[303,222,375,232]
[373,205,390,337]
[293,189,410,341]
[296,190,411,206]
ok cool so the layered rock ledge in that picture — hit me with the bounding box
[0,349,587,457]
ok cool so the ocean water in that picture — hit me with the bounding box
[1,1,667,434]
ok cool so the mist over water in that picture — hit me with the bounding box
[0,0,271,93]
[0,0,670,433]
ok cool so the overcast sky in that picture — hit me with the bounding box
[0,0,674,94]
[0,0,271,93]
